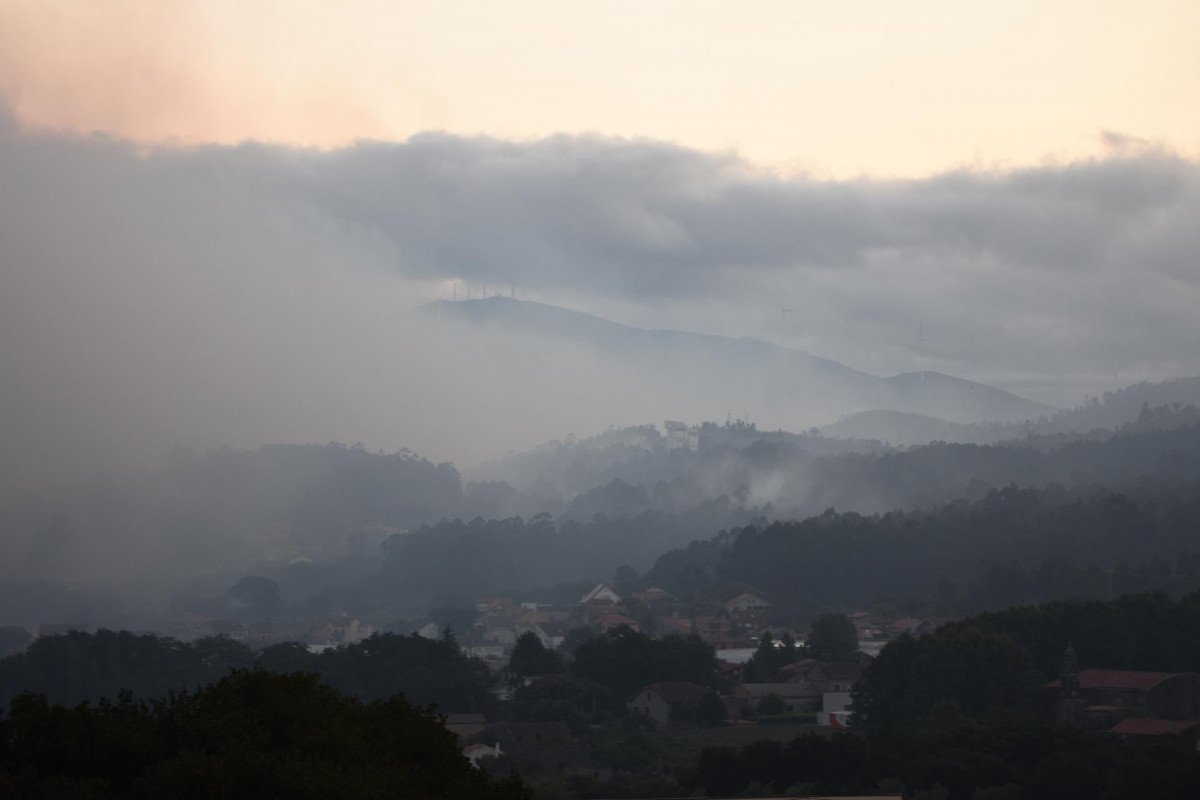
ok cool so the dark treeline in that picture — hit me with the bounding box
[773,422,1200,518]
[477,409,1200,523]
[380,503,756,607]
[7,416,1200,632]
[0,630,493,714]
[0,626,727,796]
[689,592,1200,800]
[468,419,889,500]
[1015,376,1200,437]
[854,591,1200,731]
[692,724,1200,799]
[0,627,720,720]
[479,420,1200,525]
[0,669,528,799]
[388,425,1200,610]
[646,480,1200,617]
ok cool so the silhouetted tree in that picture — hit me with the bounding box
[807,613,858,661]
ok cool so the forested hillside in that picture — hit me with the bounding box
[648,479,1200,617]
[854,591,1200,731]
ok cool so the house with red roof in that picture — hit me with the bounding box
[1046,669,1200,720]
[462,742,502,767]
[726,592,772,627]
[658,616,693,637]
[725,593,771,614]
[1047,644,1200,729]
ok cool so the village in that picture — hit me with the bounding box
[17,577,1197,782]
[425,581,947,772]
[434,583,1200,773]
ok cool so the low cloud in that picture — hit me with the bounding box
[3,111,1199,489]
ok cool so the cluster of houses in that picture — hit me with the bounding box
[431,584,788,668]
[435,582,959,671]
[439,584,933,769]
[451,652,870,774]
[628,654,865,730]
[451,618,1200,773]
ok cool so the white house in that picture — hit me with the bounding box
[413,621,441,639]
[580,582,622,605]
[463,743,502,767]
[725,593,771,614]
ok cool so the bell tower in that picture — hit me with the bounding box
[1055,641,1084,726]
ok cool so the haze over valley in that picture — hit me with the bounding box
[3,3,1200,797]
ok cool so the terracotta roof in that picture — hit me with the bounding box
[775,658,816,676]
[1110,718,1199,736]
[1045,669,1189,691]
[809,661,864,681]
[775,658,861,682]
[632,682,711,704]
[886,617,929,633]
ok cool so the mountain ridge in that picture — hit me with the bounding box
[422,297,1056,426]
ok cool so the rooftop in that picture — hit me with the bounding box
[1046,669,1190,691]
[632,681,711,704]
[1110,718,1199,736]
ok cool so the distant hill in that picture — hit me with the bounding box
[423,297,1055,427]
[820,409,996,446]
[882,371,1054,427]
[824,376,1200,446]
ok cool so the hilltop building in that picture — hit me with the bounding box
[663,420,700,451]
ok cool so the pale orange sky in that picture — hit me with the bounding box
[1,0,1197,176]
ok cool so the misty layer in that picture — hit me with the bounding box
[3,108,1200,496]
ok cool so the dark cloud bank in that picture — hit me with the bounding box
[2,104,1199,488]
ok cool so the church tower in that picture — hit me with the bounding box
[1055,641,1084,726]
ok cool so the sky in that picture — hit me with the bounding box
[2,1,1198,176]
[1,1,1199,476]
